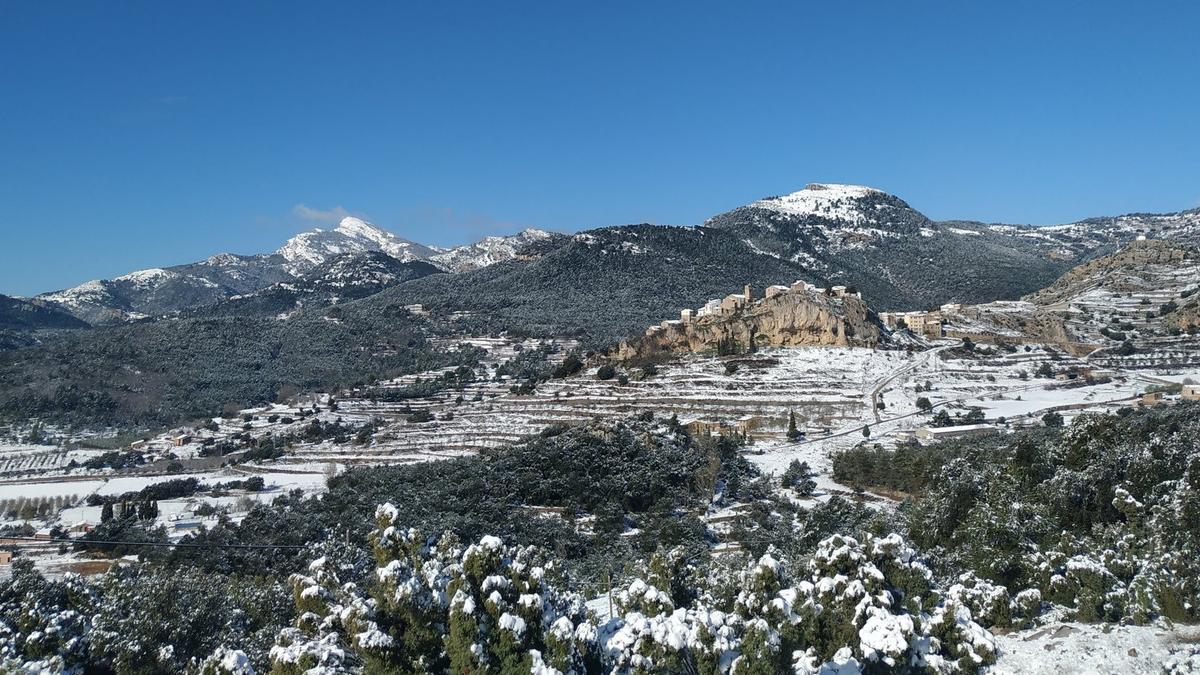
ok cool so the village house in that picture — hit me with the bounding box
[67,522,92,537]
[880,310,944,339]
[169,434,192,447]
[1139,391,1166,407]
[0,551,12,565]
[1183,384,1200,401]
[719,285,754,313]
[684,419,727,437]
[733,415,766,436]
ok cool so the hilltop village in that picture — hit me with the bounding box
[616,281,880,361]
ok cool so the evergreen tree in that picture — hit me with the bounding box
[786,410,801,440]
[100,501,114,523]
[781,460,816,497]
[931,409,954,427]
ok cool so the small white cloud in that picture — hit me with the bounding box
[293,204,352,223]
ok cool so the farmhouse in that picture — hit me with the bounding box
[1183,384,1200,401]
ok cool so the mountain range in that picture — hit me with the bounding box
[23,184,1200,331]
[32,218,555,325]
[5,183,1200,427]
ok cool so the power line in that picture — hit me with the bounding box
[1,535,305,550]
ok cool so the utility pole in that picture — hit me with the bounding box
[606,570,613,621]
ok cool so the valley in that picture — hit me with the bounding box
[2,187,1199,674]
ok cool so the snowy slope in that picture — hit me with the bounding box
[37,253,293,325]
[429,228,555,272]
[748,183,894,225]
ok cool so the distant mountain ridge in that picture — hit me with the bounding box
[35,217,555,324]
[194,251,443,318]
[25,184,1200,332]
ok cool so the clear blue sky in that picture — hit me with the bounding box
[2,1,1198,296]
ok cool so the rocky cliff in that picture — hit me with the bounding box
[614,289,883,361]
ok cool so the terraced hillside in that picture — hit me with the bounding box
[942,239,1200,368]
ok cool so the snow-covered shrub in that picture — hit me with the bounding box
[945,573,1010,628]
[198,646,256,674]
[272,503,598,674]
[0,560,94,672]
[606,533,995,674]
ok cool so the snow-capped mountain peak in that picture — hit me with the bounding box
[276,216,441,275]
[334,216,390,245]
[749,183,895,223]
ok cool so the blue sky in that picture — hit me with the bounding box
[2,1,1198,296]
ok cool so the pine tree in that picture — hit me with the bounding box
[862,425,871,438]
[101,502,114,523]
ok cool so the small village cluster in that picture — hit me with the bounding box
[877,303,963,339]
[638,278,956,342]
[643,281,863,338]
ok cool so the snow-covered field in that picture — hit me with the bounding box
[988,621,1200,674]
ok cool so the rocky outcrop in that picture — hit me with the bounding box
[614,289,882,361]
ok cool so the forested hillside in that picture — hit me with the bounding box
[350,224,825,344]
[192,253,443,318]
[0,307,460,426]
[0,294,89,331]
[833,402,1200,625]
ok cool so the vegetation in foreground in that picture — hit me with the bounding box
[0,405,1197,672]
